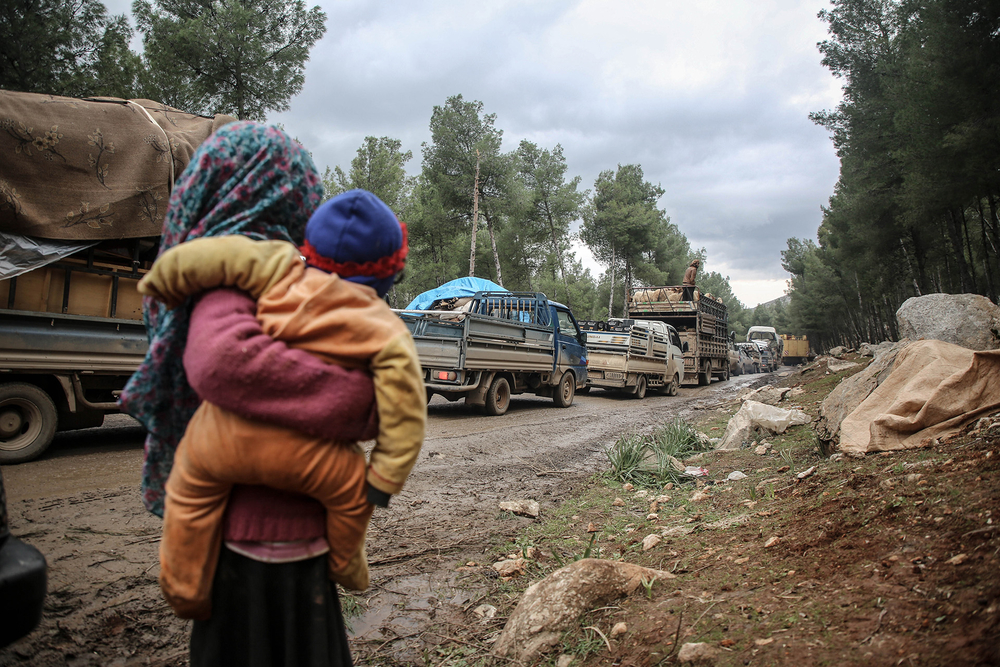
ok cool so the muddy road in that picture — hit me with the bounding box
[1,373,765,666]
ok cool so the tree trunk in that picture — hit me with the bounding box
[899,237,921,296]
[622,260,633,318]
[607,246,616,320]
[469,150,480,276]
[543,200,572,308]
[945,208,974,292]
[960,207,980,294]
[485,212,503,287]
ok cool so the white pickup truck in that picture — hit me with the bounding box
[579,319,684,398]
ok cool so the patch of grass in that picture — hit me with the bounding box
[560,625,607,658]
[604,419,713,488]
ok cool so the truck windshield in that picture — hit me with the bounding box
[555,309,579,337]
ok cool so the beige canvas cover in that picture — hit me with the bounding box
[839,339,1000,453]
[0,90,235,241]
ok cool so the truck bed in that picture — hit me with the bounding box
[0,309,148,373]
[397,310,555,376]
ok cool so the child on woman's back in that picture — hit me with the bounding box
[139,189,426,619]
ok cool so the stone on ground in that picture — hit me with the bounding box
[492,559,676,662]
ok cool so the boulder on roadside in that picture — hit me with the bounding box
[492,559,676,663]
[718,401,810,450]
[859,341,895,357]
[897,293,1000,350]
[739,384,791,406]
[827,359,859,373]
[828,346,848,356]
[816,340,910,452]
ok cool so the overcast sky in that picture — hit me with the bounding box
[112,0,843,307]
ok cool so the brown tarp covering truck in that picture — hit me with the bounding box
[0,89,235,241]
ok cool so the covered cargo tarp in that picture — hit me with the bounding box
[839,339,1000,454]
[405,277,506,310]
[0,89,235,241]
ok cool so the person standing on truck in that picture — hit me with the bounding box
[682,259,700,301]
[137,189,425,620]
[119,122,388,667]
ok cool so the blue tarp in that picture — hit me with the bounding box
[404,277,507,310]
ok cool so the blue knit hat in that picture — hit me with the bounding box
[300,189,407,297]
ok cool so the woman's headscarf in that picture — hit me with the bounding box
[119,121,324,517]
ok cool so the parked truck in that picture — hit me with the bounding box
[395,292,588,416]
[626,286,729,385]
[0,90,234,463]
[579,319,684,398]
[781,334,810,365]
[0,239,155,463]
[747,326,784,372]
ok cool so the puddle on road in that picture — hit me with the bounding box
[349,571,486,643]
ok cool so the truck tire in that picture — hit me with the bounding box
[698,364,711,386]
[0,383,58,464]
[631,375,647,400]
[484,376,511,416]
[667,373,680,396]
[552,372,575,408]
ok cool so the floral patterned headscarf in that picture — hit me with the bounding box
[119,121,323,517]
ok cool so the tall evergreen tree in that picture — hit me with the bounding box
[1,0,142,98]
[133,0,326,120]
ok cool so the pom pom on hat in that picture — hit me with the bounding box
[300,189,407,297]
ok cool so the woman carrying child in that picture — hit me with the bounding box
[120,122,409,666]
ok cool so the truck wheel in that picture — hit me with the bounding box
[698,364,710,386]
[667,373,680,396]
[0,383,58,464]
[553,372,575,408]
[723,365,731,381]
[484,376,511,416]
[631,375,647,400]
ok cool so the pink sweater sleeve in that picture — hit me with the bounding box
[184,287,378,442]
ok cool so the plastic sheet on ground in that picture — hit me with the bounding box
[718,400,811,450]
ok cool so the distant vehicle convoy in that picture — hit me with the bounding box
[747,326,783,372]
[2,257,788,463]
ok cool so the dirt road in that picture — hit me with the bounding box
[0,374,762,666]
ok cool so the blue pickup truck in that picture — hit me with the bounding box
[396,291,588,415]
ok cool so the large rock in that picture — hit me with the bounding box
[492,559,675,663]
[739,385,791,406]
[896,293,1000,350]
[718,400,810,450]
[816,340,909,453]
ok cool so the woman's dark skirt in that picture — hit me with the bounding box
[190,547,353,667]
